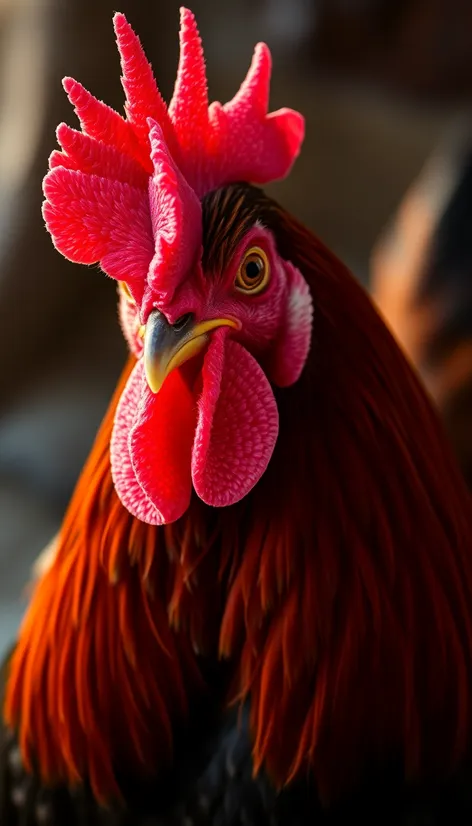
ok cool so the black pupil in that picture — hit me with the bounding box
[245,258,263,281]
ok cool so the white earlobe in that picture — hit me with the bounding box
[269,261,313,387]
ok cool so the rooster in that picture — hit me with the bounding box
[2,9,472,826]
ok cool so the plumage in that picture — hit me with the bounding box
[3,10,472,826]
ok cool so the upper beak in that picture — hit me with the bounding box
[143,310,239,394]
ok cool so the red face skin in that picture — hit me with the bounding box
[121,226,290,358]
[113,218,313,526]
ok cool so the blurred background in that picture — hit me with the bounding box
[1,0,472,654]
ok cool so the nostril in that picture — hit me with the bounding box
[171,312,194,332]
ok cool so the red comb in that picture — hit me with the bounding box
[42,8,304,289]
[50,8,304,196]
[146,119,202,305]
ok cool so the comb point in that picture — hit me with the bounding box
[179,7,196,27]
[62,77,91,111]
[112,11,129,33]
[169,4,208,157]
[231,42,272,116]
[62,76,79,97]
[113,10,140,52]
[55,122,68,141]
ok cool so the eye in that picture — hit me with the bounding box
[235,247,270,295]
[119,281,135,304]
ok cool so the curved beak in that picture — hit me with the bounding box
[143,310,239,394]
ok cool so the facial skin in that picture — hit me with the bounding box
[118,223,295,391]
[110,184,313,525]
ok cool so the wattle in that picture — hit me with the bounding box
[110,328,279,524]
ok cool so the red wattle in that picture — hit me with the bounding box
[111,360,196,525]
[112,331,280,524]
[192,329,279,508]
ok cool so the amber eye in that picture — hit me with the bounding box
[235,247,270,295]
[119,281,135,304]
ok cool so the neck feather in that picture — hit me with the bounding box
[5,211,472,806]
[219,209,472,802]
[3,358,216,801]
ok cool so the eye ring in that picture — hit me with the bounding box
[234,247,270,295]
[119,281,136,304]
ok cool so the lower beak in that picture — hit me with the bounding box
[143,310,239,394]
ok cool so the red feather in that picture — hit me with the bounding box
[5,204,472,807]
[218,207,472,803]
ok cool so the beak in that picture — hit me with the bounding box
[143,310,239,394]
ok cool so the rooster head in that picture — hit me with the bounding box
[42,8,312,524]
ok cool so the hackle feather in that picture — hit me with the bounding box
[5,186,472,807]
[215,187,472,802]
[3,358,213,801]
